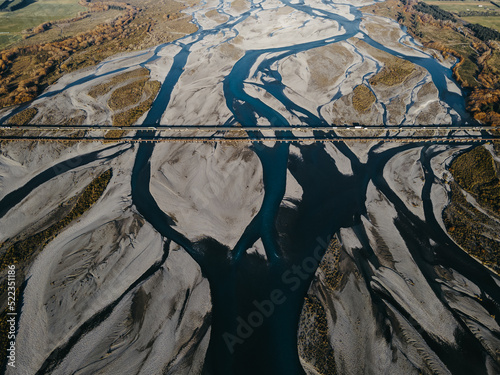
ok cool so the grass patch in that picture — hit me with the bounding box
[370,57,415,86]
[352,84,376,112]
[462,16,500,31]
[362,0,400,18]
[0,0,196,109]
[65,113,86,125]
[449,145,500,212]
[231,0,247,11]
[112,80,160,126]
[0,33,21,50]
[108,77,149,110]
[205,9,219,18]
[205,9,228,22]
[444,181,500,273]
[424,0,500,30]
[104,129,125,140]
[88,68,150,99]
[0,0,85,49]
[6,106,37,125]
[424,1,499,14]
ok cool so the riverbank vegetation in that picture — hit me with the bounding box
[444,181,500,273]
[0,0,197,110]
[108,74,152,110]
[297,237,342,374]
[364,0,500,125]
[5,107,37,125]
[112,80,160,126]
[449,145,500,212]
[298,295,337,375]
[443,146,500,273]
[369,56,416,86]
[88,67,150,98]
[319,237,344,291]
[414,1,457,21]
[87,67,161,126]
[352,85,376,112]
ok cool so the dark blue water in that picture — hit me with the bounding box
[124,1,477,374]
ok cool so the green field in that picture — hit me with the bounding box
[0,32,20,49]
[424,1,500,31]
[0,0,85,49]
[425,1,500,12]
[461,15,500,30]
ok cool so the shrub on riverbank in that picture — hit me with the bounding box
[0,0,196,110]
[112,80,161,126]
[369,57,415,86]
[449,145,500,212]
[298,295,337,375]
[6,107,37,125]
[444,146,500,273]
[352,85,376,112]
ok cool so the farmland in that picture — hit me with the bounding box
[424,1,499,13]
[424,0,500,30]
[461,15,500,30]
[0,0,86,49]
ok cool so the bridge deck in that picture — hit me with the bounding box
[0,125,497,131]
[0,125,498,142]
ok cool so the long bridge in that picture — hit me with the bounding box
[0,125,498,143]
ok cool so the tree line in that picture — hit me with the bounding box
[468,22,500,41]
[413,2,457,21]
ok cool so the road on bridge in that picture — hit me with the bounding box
[0,125,498,143]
